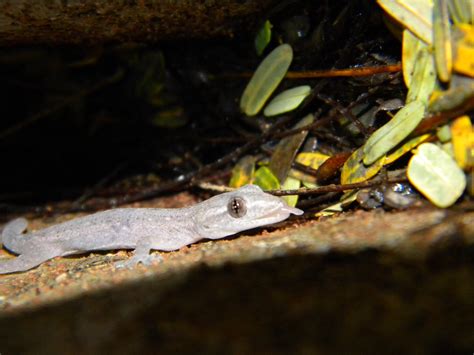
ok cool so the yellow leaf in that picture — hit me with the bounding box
[229,155,256,188]
[453,24,474,77]
[385,134,431,165]
[451,115,474,170]
[289,151,330,184]
[341,147,385,184]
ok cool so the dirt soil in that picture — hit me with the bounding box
[1,192,473,354]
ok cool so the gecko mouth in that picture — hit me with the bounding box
[280,205,304,215]
[258,204,304,221]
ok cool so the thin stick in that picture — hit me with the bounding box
[285,64,402,78]
[315,93,369,136]
[224,64,402,79]
[195,182,234,193]
[268,176,407,196]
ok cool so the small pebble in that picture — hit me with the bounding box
[55,273,68,283]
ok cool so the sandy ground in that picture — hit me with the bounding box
[1,193,473,354]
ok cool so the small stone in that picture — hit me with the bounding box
[55,273,68,283]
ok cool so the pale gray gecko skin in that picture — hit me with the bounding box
[0,185,303,274]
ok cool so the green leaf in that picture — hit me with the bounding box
[433,0,452,82]
[151,107,187,128]
[408,142,466,207]
[377,0,433,44]
[436,124,452,142]
[406,46,436,105]
[384,133,431,165]
[448,0,474,25]
[363,100,425,165]
[281,176,300,207]
[263,85,311,117]
[403,29,427,89]
[255,20,273,56]
[254,166,280,190]
[315,190,358,217]
[240,44,293,116]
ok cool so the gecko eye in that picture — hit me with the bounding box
[228,197,247,218]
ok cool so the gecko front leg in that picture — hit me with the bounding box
[114,236,163,269]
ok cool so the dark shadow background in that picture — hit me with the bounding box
[0,0,400,208]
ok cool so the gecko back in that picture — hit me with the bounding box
[0,185,302,274]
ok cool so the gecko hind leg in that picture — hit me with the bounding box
[0,249,61,274]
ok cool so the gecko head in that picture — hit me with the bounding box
[194,184,303,240]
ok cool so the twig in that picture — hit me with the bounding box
[195,182,235,193]
[270,114,333,140]
[268,176,408,196]
[71,162,129,208]
[315,93,369,137]
[70,114,297,210]
[292,162,319,177]
[72,82,334,209]
[223,64,402,79]
[413,97,474,135]
[284,64,402,78]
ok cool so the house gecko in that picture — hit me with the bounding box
[0,185,303,274]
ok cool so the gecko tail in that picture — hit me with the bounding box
[1,218,28,254]
[0,251,60,274]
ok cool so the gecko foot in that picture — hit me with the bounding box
[114,253,163,269]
